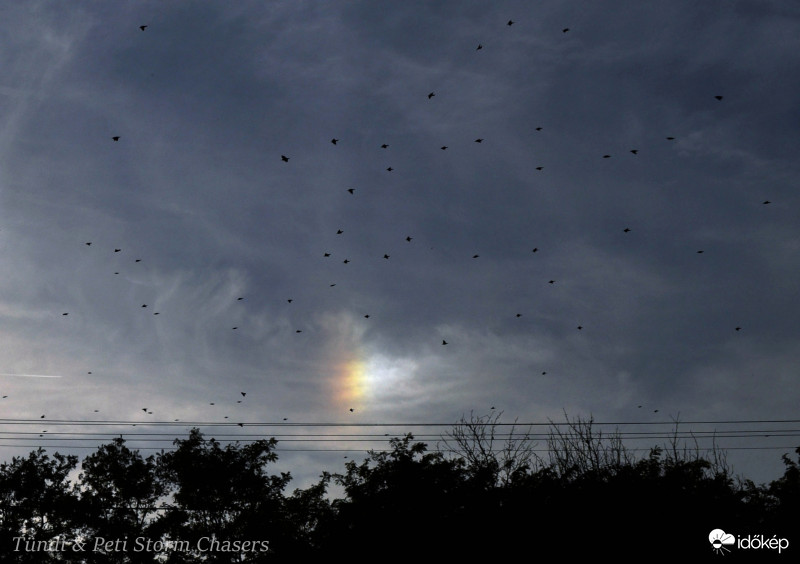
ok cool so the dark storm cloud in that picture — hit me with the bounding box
[0,0,798,486]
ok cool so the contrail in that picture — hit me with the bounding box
[0,373,62,379]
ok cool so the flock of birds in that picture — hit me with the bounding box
[1,14,779,431]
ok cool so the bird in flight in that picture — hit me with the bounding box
[381,144,389,149]
[476,44,483,50]
[324,252,331,257]
[602,154,611,158]
[715,95,723,101]
[406,236,413,242]
[115,248,121,252]
[623,228,631,232]
[735,326,742,331]
[337,229,343,234]
[442,340,448,345]
[349,408,354,412]
[331,138,339,144]
[241,392,246,397]
[281,155,289,162]
[343,259,350,264]
[507,20,514,26]
[630,149,638,155]
[666,137,675,141]
[763,200,771,205]
[428,92,435,99]
[535,127,542,131]
[536,166,543,171]
[112,136,120,141]
[383,254,390,259]
[139,25,147,31]
[441,146,448,150]
[562,28,570,33]
[475,138,483,143]
[532,248,538,252]
[386,167,393,171]
[347,188,354,194]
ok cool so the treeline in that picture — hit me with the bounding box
[0,413,796,562]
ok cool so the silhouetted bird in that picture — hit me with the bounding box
[241,392,246,397]
[62,313,68,316]
[237,297,243,300]
[347,188,354,194]
[715,95,723,101]
[535,127,542,131]
[296,330,302,333]
[324,252,331,257]
[532,248,538,252]
[476,44,483,50]
[281,155,289,162]
[41,415,45,418]
[141,304,147,308]
[697,250,704,254]
[428,92,435,99]
[562,28,570,33]
[735,327,741,331]
[115,248,121,252]
[337,229,343,234]
[364,314,370,318]
[507,20,514,25]
[383,254,390,259]
[441,146,447,150]
[603,155,611,158]
[139,25,147,31]
[406,236,413,242]
[381,144,389,148]
[475,138,483,143]
[536,166,543,170]
[763,200,771,204]
[666,137,675,140]
[577,326,583,330]
[343,259,350,264]
[516,314,522,318]
[287,299,293,303]
[232,327,237,330]
[442,340,448,345]
[386,167,393,171]
[331,138,339,144]
[472,254,479,258]
[623,228,631,232]
[630,149,638,154]
[349,408,354,412]
[135,259,141,262]
[112,136,120,141]
[549,280,555,284]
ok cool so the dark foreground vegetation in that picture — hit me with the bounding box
[0,413,796,562]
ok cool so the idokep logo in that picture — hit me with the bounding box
[709,529,735,555]
[709,528,790,555]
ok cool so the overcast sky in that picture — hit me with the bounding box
[1,1,799,489]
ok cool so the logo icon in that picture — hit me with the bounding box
[709,529,735,555]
